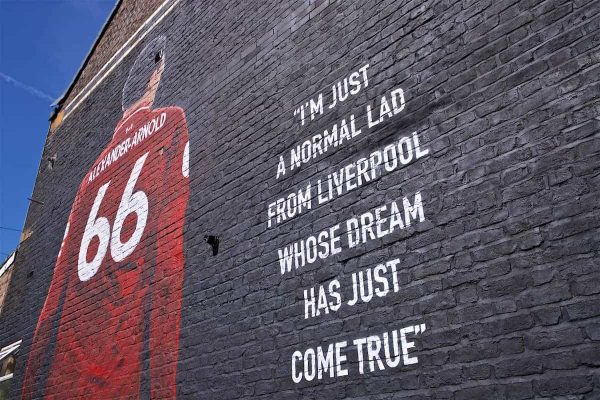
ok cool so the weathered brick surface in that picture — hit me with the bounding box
[60,0,165,108]
[1,0,599,398]
[0,264,14,315]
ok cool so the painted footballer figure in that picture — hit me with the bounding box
[22,36,189,400]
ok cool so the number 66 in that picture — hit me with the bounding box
[78,153,149,281]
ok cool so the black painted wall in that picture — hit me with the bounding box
[2,0,600,398]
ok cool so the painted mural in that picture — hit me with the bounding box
[4,0,599,399]
[21,36,189,399]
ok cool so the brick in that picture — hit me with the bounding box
[525,327,584,350]
[532,307,562,326]
[516,283,572,308]
[495,355,543,378]
[572,276,600,296]
[455,385,503,400]
[566,299,600,320]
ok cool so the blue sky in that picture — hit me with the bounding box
[0,0,116,259]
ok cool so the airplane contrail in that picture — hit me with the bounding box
[0,71,55,103]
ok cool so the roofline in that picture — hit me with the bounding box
[51,0,122,108]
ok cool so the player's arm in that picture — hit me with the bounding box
[149,109,190,399]
[21,193,81,399]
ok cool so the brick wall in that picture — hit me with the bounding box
[59,0,165,109]
[0,263,14,316]
[1,0,599,398]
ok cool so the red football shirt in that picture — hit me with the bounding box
[22,106,190,400]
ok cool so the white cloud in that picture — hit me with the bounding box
[0,71,55,103]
